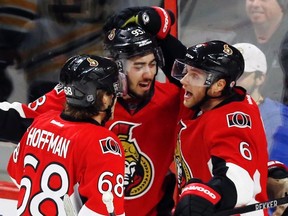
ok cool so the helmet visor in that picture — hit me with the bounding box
[171,59,214,87]
[114,72,128,97]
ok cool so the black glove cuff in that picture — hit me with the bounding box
[268,160,288,179]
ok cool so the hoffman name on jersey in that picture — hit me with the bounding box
[26,127,71,158]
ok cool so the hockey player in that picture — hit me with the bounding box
[101,24,185,215]
[7,54,125,215]
[171,41,269,215]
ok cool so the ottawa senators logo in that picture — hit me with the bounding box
[99,137,122,156]
[109,121,154,199]
[175,120,192,192]
[226,111,251,128]
[87,57,98,67]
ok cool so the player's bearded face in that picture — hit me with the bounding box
[124,53,157,98]
[180,66,208,108]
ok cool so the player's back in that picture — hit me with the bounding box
[7,110,125,215]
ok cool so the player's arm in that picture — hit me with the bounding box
[174,156,237,216]
[0,83,66,143]
[160,34,186,86]
[0,102,33,143]
[76,132,125,215]
[175,127,267,215]
[7,132,28,186]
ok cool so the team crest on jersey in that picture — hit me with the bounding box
[109,121,154,199]
[99,137,122,156]
[175,121,192,192]
[226,111,251,128]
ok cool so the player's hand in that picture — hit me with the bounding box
[135,6,175,39]
[103,7,147,32]
[103,6,175,39]
[267,160,288,216]
[174,178,221,216]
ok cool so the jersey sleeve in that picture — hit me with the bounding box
[207,109,268,210]
[26,83,65,116]
[160,34,186,86]
[7,137,26,186]
[0,83,66,143]
[75,130,125,215]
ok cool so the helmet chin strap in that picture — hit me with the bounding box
[99,95,116,126]
[191,86,224,110]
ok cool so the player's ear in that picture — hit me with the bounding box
[210,79,226,96]
[102,93,110,110]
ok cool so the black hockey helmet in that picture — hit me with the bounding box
[103,25,164,67]
[172,40,244,87]
[60,54,123,108]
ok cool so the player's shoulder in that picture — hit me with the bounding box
[76,123,119,140]
[33,110,62,121]
[218,94,259,115]
[75,124,123,155]
[154,81,180,98]
[202,95,259,129]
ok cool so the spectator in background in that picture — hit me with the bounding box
[234,43,283,153]
[233,0,288,104]
[0,0,38,101]
[269,30,288,168]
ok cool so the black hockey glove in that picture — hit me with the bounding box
[103,6,175,39]
[267,160,288,216]
[103,6,145,32]
[174,178,221,216]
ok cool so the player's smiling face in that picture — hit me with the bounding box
[180,66,208,108]
[125,53,157,98]
[246,0,282,24]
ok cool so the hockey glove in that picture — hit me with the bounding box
[103,6,175,39]
[174,178,221,216]
[135,6,175,39]
[267,160,288,216]
[103,6,145,32]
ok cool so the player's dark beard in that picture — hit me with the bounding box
[191,94,209,111]
[127,78,155,99]
[191,87,220,111]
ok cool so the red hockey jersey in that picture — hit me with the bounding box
[175,89,269,215]
[7,110,125,215]
[106,81,181,215]
[10,81,181,216]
